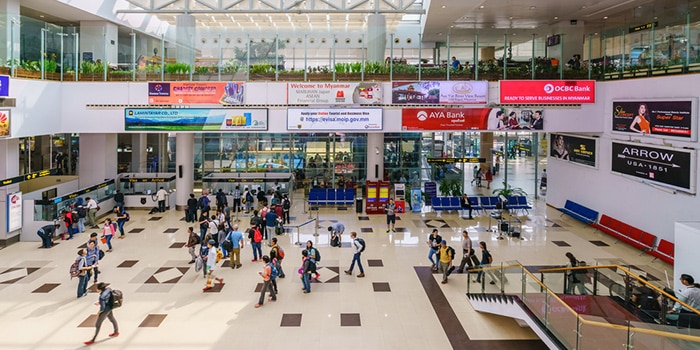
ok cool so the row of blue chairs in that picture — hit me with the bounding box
[431,196,532,215]
[308,188,356,206]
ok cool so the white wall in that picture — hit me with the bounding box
[9,79,62,138]
[547,74,700,243]
[674,222,700,289]
[19,178,80,242]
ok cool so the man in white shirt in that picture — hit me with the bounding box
[156,187,168,213]
[86,197,98,228]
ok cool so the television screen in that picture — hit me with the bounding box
[547,35,561,47]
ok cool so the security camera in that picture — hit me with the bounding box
[570,20,578,25]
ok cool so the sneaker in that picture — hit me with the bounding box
[84,340,95,345]
[202,286,213,291]
[188,260,195,264]
[302,290,310,294]
[386,229,390,233]
[216,278,224,284]
[392,229,396,232]
[254,303,262,308]
[251,259,258,262]
[109,332,120,337]
[279,274,285,278]
[344,270,352,275]
[489,281,496,285]
[357,273,365,278]
[441,280,448,284]
[268,297,276,302]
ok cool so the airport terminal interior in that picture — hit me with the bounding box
[1,0,700,349]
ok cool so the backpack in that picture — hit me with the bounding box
[69,257,82,278]
[250,215,260,227]
[110,289,124,308]
[193,233,201,245]
[221,239,233,252]
[77,207,87,218]
[330,235,339,247]
[253,228,262,243]
[575,260,588,274]
[98,249,105,260]
[245,192,253,204]
[283,198,290,210]
[355,238,366,253]
[446,246,456,260]
[216,192,227,205]
[199,196,210,209]
[312,248,321,262]
[268,263,279,279]
[64,213,74,225]
[276,246,285,259]
[124,211,130,222]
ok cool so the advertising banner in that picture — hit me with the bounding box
[402,108,491,130]
[612,100,695,140]
[500,80,596,104]
[0,75,9,97]
[550,134,597,168]
[392,81,488,104]
[147,82,245,105]
[611,141,696,193]
[0,109,9,137]
[125,108,268,131]
[287,82,382,104]
[6,192,22,232]
[489,108,545,130]
[287,108,382,131]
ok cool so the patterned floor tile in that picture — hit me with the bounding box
[148,217,163,221]
[32,283,60,293]
[138,314,167,327]
[367,259,383,267]
[358,216,370,221]
[78,314,98,327]
[590,240,609,247]
[163,228,179,233]
[117,260,139,268]
[129,228,145,233]
[552,241,571,247]
[169,242,186,248]
[280,313,302,327]
[360,228,373,233]
[372,282,391,292]
[340,313,361,327]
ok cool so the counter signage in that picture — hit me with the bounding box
[287,82,382,104]
[0,168,56,188]
[287,108,382,131]
[500,80,596,104]
[127,176,175,183]
[392,81,488,104]
[427,157,485,164]
[52,179,115,204]
[612,100,695,140]
[0,75,9,97]
[6,191,22,232]
[148,82,245,105]
[402,108,491,130]
[611,141,696,193]
[125,108,268,131]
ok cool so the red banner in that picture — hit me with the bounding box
[500,80,596,104]
[401,108,491,131]
[148,81,245,105]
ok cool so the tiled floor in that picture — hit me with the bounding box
[0,160,675,349]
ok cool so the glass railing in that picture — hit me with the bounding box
[467,263,700,349]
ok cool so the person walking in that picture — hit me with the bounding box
[457,230,475,273]
[669,274,700,328]
[565,252,587,295]
[255,255,277,307]
[300,250,312,294]
[226,224,244,269]
[37,224,60,248]
[198,211,210,245]
[384,198,397,232]
[185,227,199,264]
[156,187,168,212]
[114,206,128,239]
[102,218,115,252]
[113,190,124,210]
[281,194,291,224]
[436,240,455,284]
[474,241,499,285]
[328,222,345,247]
[265,205,279,246]
[83,282,119,345]
[305,240,321,281]
[186,193,198,223]
[203,240,223,291]
[269,237,285,278]
[427,229,442,271]
[86,240,101,284]
[86,197,98,228]
[344,232,365,277]
[75,249,92,298]
[249,226,263,262]
[232,186,242,213]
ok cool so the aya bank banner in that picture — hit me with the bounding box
[500,80,596,104]
[287,108,382,130]
[401,108,491,130]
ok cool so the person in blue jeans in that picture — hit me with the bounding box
[344,232,365,277]
[114,206,127,238]
[300,250,311,293]
[37,224,60,248]
[249,227,263,262]
[427,229,442,271]
[75,249,92,298]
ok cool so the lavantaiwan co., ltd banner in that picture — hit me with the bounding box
[287,82,382,104]
[392,81,488,104]
[125,108,268,131]
[402,108,491,130]
[287,108,382,131]
[500,80,596,104]
[612,100,696,140]
[611,140,696,193]
[148,82,245,105]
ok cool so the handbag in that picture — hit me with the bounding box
[101,236,107,244]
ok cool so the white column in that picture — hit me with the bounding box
[78,134,117,188]
[175,133,194,210]
[131,133,147,173]
[366,133,384,181]
[366,14,386,63]
[79,21,118,64]
[176,15,196,64]
[0,138,19,179]
[0,0,20,66]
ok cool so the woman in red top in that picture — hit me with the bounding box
[507,112,520,129]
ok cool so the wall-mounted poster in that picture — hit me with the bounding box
[6,192,22,232]
[148,82,245,105]
[489,108,544,131]
[287,108,382,131]
[287,82,382,104]
[611,140,696,193]
[612,100,696,140]
[0,109,9,137]
[0,75,9,97]
[125,108,268,131]
[550,134,597,168]
[402,108,491,130]
[500,80,596,104]
[391,81,488,104]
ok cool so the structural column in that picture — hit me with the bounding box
[366,14,387,63]
[78,134,118,188]
[131,133,147,173]
[175,133,194,210]
[175,15,196,65]
[480,132,494,173]
[0,0,20,66]
[366,133,383,181]
[0,138,20,244]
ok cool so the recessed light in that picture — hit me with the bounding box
[479,5,484,9]
[40,15,45,18]
[512,33,516,36]
[441,5,446,8]
[654,16,658,20]
[603,16,608,20]
[581,6,586,9]
[529,6,536,10]
[554,16,558,20]
[509,16,513,20]
[438,32,443,36]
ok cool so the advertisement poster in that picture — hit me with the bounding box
[6,192,22,232]
[0,109,9,137]
[550,134,597,168]
[391,81,488,104]
[125,108,268,131]
[148,82,245,105]
[287,108,382,131]
[489,108,545,130]
[0,75,9,97]
[500,80,596,104]
[287,82,382,104]
[611,141,696,193]
[411,188,422,213]
[612,100,695,140]
[402,108,491,131]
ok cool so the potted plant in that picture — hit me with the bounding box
[491,181,526,213]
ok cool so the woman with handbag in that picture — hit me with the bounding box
[101,218,115,252]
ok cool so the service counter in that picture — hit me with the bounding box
[118,173,176,210]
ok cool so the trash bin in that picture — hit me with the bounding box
[355,197,363,214]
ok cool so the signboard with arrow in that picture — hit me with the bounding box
[611,141,696,193]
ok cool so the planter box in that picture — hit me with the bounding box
[0,67,9,75]
[45,72,62,81]
[79,73,106,81]
[15,68,41,79]
[165,73,190,81]
[109,73,133,81]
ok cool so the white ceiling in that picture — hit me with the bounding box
[20,0,700,47]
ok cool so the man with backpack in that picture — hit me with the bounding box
[255,255,277,308]
[83,282,119,345]
[76,203,87,233]
[249,226,263,262]
[305,240,321,281]
[74,249,93,298]
[328,222,345,247]
[226,224,245,269]
[199,192,211,215]
[243,187,253,213]
[215,188,228,212]
[269,237,285,278]
[436,240,455,284]
[281,194,291,224]
[344,232,365,278]
[37,224,60,248]
[185,227,200,264]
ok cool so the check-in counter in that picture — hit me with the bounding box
[117,173,176,210]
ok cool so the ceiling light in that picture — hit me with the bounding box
[438,32,443,36]
[603,16,608,20]
[580,6,586,9]
[529,6,536,10]
[479,5,484,9]
[509,16,513,20]
[554,16,558,20]
[654,16,658,20]
[40,15,45,18]
[441,5,446,8]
